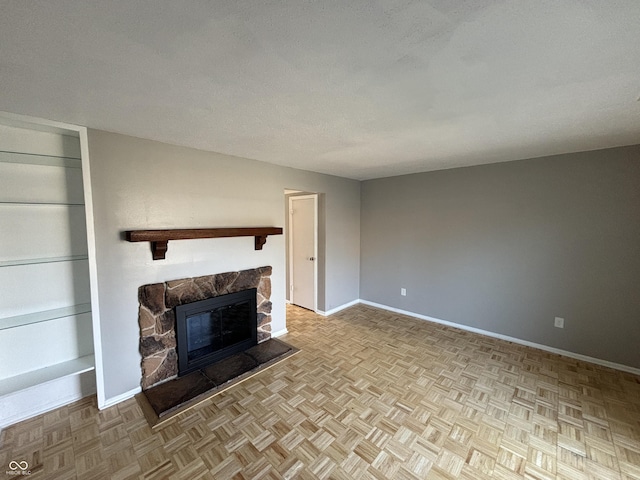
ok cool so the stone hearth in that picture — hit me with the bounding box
[138,266,273,389]
[141,337,297,423]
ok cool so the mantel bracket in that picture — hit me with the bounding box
[151,240,169,260]
[255,235,268,250]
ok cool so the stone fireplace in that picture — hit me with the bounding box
[138,266,272,389]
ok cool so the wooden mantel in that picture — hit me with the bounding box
[125,227,283,260]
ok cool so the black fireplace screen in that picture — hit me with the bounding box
[175,288,257,375]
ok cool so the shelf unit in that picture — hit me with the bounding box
[0,355,95,397]
[0,114,101,425]
[0,201,86,206]
[0,150,82,168]
[0,255,89,268]
[0,303,92,331]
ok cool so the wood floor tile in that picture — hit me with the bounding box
[1,303,639,479]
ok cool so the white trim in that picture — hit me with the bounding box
[272,328,289,337]
[318,299,360,316]
[101,386,142,409]
[311,194,319,313]
[79,129,106,410]
[288,195,294,307]
[288,194,318,312]
[359,300,640,376]
[0,110,84,135]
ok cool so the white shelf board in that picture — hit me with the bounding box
[0,255,88,267]
[0,201,85,206]
[0,354,95,397]
[0,303,91,330]
[0,150,82,168]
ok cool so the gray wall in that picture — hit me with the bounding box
[361,146,640,368]
[86,130,360,402]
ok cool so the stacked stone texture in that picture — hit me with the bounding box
[138,266,273,390]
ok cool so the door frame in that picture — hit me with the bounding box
[288,193,318,312]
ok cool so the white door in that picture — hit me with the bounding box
[289,194,317,311]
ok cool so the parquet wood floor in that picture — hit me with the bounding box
[1,304,639,479]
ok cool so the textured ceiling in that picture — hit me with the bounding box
[1,1,639,180]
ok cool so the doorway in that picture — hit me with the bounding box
[287,193,318,312]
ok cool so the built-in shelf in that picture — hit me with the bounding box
[0,116,99,423]
[126,227,284,260]
[0,303,92,331]
[0,355,95,397]
[0,255,88,267]
[0,150,82,168]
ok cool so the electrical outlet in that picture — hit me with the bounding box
[554,317,564,328]
[401,288,407,296]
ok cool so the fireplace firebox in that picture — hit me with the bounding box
[175,288,257,376]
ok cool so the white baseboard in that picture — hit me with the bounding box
[359,300,640,376]
[272,328,289,337]
[100,386,142,410]
[317,299,361,316]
